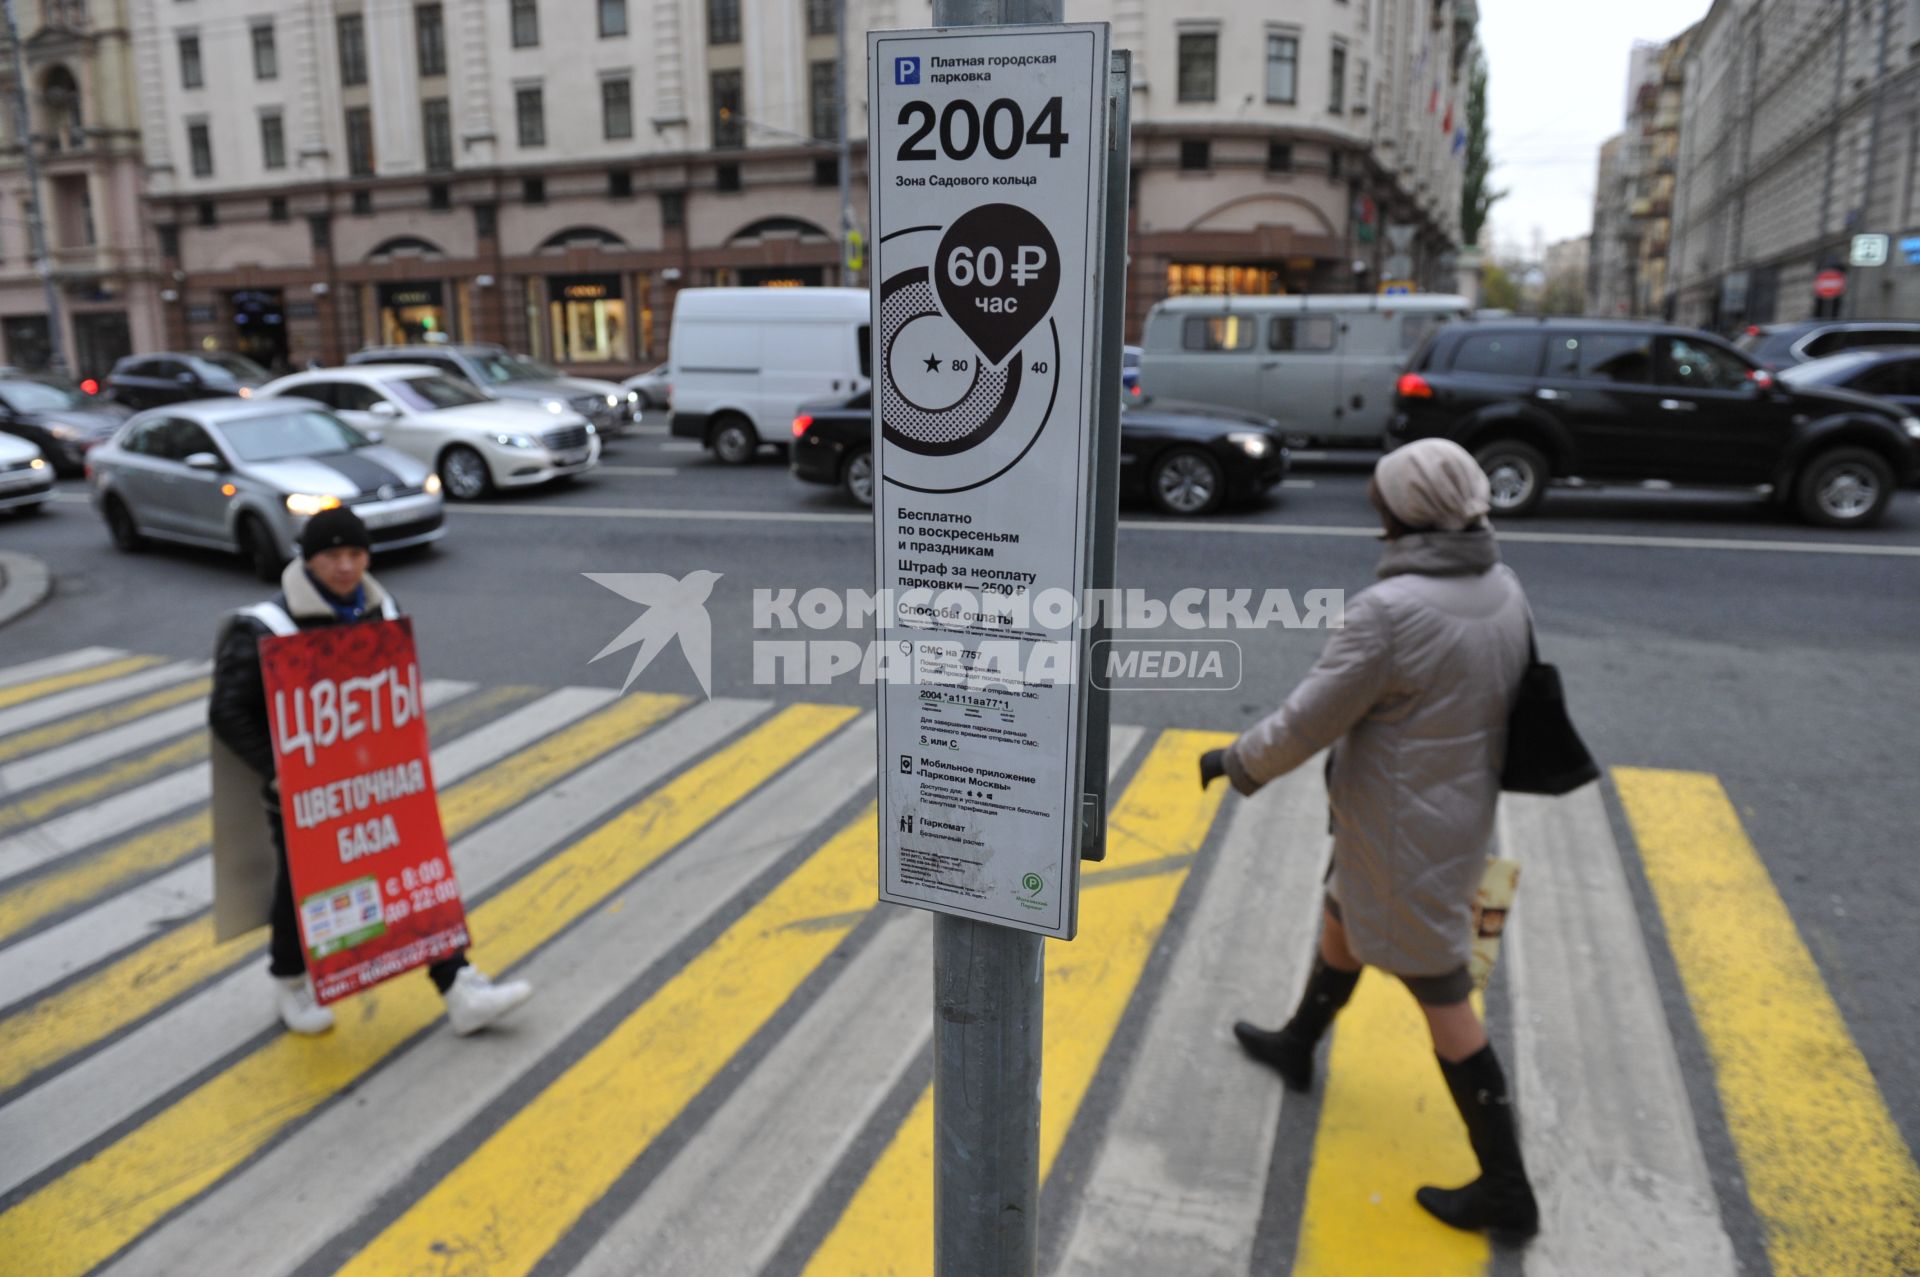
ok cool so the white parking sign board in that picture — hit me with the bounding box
[869,23,1111,940]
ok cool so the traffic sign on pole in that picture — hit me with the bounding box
[1814,269,1848,300]
[1850,233,1889,268]
[869,19,1112,942]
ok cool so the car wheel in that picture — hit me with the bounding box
[1794,446,1894,528]
[710,414,759,465]
[1149,448,1225,516]
[239,515,284,583]
[103,495,143,551]
[1474,439,1551,517]
[439,445,493,500]
[842,449,875,506]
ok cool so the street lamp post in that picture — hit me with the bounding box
[837,0,856,285]
[1,0,68,374]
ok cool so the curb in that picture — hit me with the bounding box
[0,550,51,629]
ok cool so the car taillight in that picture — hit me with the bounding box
[80,378,99,395]
[1396,372,1434,399]
[1747,368,1775,391]
[1744,325,1761,337]
[792,414,814,438]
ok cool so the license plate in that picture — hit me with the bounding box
[0,472,41,491]
[556,449,589,466]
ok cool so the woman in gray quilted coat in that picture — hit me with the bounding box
[1201,437,1538,1239]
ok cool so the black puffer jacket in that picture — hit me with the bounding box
[208,562,400,783]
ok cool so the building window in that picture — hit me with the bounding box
[522,175,545,204]
[269,196,289,222]
[511,0,538,47]
[474,202,496,237]
[423,97,453,170]
[1179,139,1210,171]
[603,76,633,140]
[1177,32,1217,103]
[814,156,838,187]
[1266,34,1297,104]
[661,190,685,227]
[1355,60,1370,113]
[1330,42,1347,113]
[198,200,217,227]
[711,69,743,148]
[188,121,213,176]
[516,85,545,148]
[179,34,203,88]
[352,190,373,215]
[261,113,286,170]
[716,162,741,192]
[806,0,835,35]
[609,169,633,198]
[809,59,838,142]
[598,0,625,37]
[1328,149,1344,180]
[429,182,451,209]
[416,4,446,76]
[708,0,739,44]
[345,106,374,176]
[1267,141,1292,172]
[337,14,367,87]
[252,22,277,81]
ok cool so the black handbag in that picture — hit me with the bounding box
[1501,625,1600,795]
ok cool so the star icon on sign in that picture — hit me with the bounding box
[923,353,942,373]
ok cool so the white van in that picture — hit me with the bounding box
[668,287,871,463]
[1138,293,1471,446]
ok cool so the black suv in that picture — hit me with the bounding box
[1737,320,1920,370]
[1390,319,1920,528]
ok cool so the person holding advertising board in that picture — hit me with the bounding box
[209,507,533,1037]
[1200,439,1540,1240]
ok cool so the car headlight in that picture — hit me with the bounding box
[544,400,565,414]
[493,432,538,449]
[285,492,342,516]
[423,473,442,494]
[1904,417,1920,441]
[603,393,618,408]
[29,457,47,470]
[585,423,598,435]
[1227,431,1272,458]
[626,390,640,405]
[49,425,82,441]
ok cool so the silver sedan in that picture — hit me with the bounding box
[88,398,445,581]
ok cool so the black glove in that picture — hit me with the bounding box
[1199,748,1227,789]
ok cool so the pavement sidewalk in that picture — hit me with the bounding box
[0,551,51,628]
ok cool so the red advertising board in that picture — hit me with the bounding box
[260,618,468,1005]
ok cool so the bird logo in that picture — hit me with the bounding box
[584,570,722,698]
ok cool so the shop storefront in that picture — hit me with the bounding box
[376,281,451,345]
[1164,263,1297,298]
[545,273,628,365]
[3,315,52,370]
[228,289,288,371]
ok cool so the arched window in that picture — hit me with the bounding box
[41,67,84,151]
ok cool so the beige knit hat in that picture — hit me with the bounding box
[1373,438,1492,532]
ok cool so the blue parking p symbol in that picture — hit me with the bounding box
[895,57,920,86]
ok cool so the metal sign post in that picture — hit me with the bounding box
[868,0,1124,1271]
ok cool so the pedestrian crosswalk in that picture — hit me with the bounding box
[0,647,1914,1276]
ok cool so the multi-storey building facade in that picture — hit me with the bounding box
[1588,31,1690,320]
[119,0,1474,372]
[0,0,164,378]
[1589,133,1633,316]
[1671,0,1920,328]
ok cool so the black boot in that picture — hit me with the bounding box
[1416,1044,1540,1241]
[1233,956,1360,1092]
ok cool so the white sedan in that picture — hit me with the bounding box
[621,363,671,410]
[259,365,600,500]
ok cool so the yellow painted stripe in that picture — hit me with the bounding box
[801,728,1233,1277]
[0,655,165,712]
[0,735,206,836]
[0,703,853,1277]
[339,804,881,1277]
[1616,767,1920,1277]
[0,689,538,948]
[0,677,210,765]
[0,690,687,1093]
[1293,972,1489,1276]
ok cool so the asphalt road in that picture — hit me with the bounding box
[4,424,1918,1271]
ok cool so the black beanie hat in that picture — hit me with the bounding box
[299,506,372,558]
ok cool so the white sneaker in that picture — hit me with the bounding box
[442,967,533,1036]
[274,974,334,1036]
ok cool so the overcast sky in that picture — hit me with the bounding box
[1475,0,1712,258]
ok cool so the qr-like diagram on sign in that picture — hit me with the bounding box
[880,268,1024,455]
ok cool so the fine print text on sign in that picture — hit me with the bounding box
[260,618,468,1004]
[870,23,1111,940]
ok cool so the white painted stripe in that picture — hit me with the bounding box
[0,648,127,691]
[1054,763,1331,1277]
[0,680,469,889]
[573,726,1148,1277]
[0,661,209,741]
[1280,478,1317,488]
[88,705,842,1277]
[659,441,705,452]
[0,702,207,795]
[0,697,767,1195]
[1501,787,1738,1277]
[0,683,490,1007]
[592,466,680,477]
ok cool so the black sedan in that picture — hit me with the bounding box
[0,375,132,477]
[791,391,1288,515]
[1778,345,1920,417]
